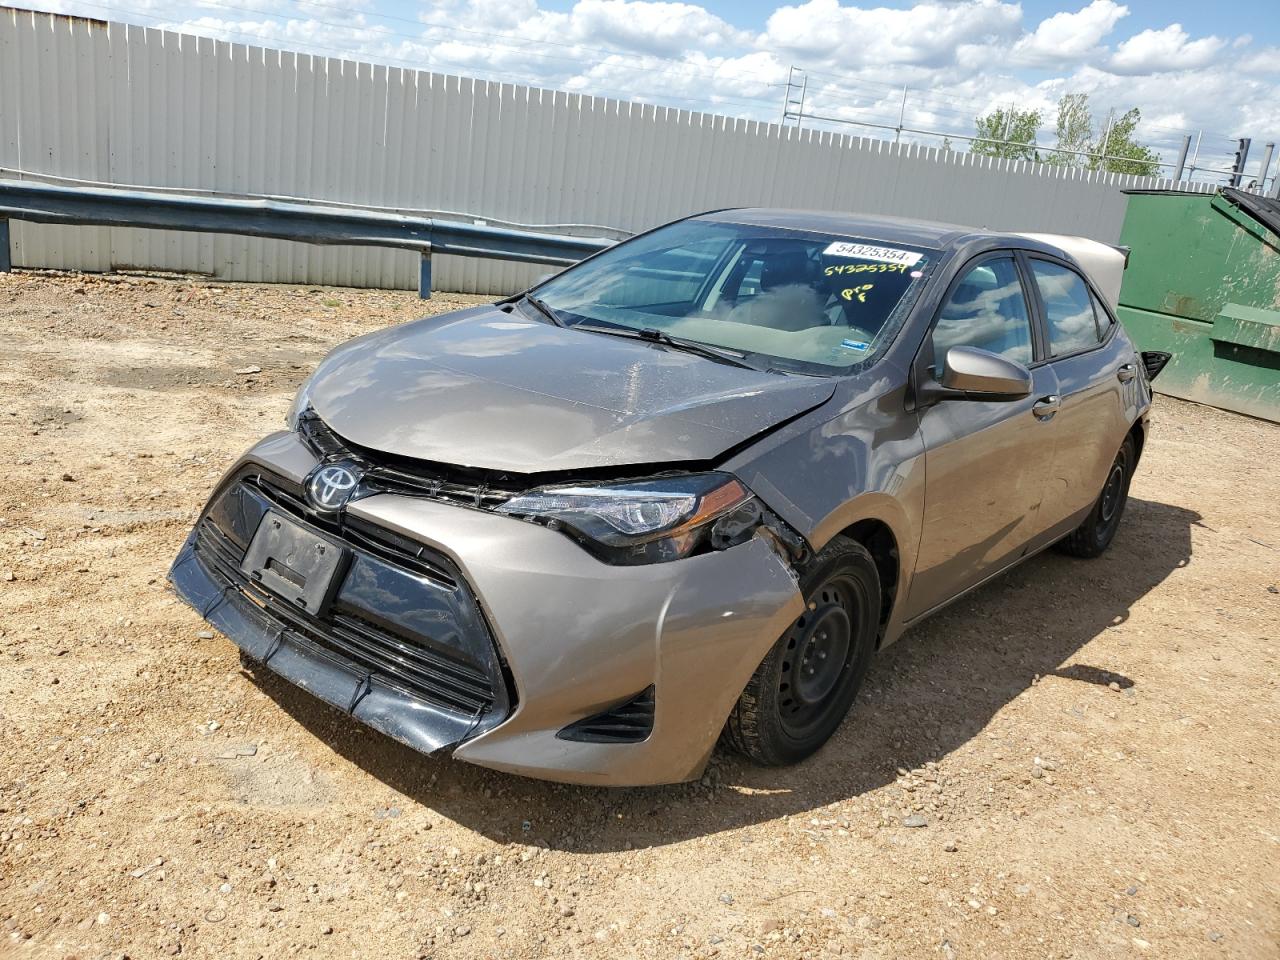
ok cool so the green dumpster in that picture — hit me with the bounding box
[1116,187,1280,422]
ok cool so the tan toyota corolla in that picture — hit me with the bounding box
[170,210,1166,785]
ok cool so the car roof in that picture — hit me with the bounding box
[696,207,1029,252]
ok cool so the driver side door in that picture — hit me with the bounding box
[904,253,1062,620]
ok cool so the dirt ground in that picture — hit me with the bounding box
[1,269,1277,960]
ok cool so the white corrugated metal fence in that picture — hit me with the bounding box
[0,7,1214,295]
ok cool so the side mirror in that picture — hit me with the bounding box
[921,346,1033,404]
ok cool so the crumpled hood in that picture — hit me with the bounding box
[306,305,837,474]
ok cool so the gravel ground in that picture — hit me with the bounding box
[1,270,1277,960]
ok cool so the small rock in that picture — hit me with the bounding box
[1208,931,1223,942]
[2,570,13,582]
[234,366,263,375]
[61,472,75,481]
[901,814,929,828]
[943,840,958,853]
[1030,767,1044,779]
[454,925,471,937]
[709,934,724,945]
[1126,885,1138,896]
[197,630,214,640]
[1108,681,1121,691]
[1126,915,1141,927]
[97,912,110,925]
[1267,585,1278,595]
[718,892,735,905]
[322,926,333,935]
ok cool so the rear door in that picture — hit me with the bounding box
[905,253,1062,619]
[1023,255,1134,530]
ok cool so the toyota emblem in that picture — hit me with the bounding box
[306,462,362,511]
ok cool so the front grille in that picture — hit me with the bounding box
[241,472,459,589]
[193,473,506,717]
[557,686,655,744]
[298,413,514,510]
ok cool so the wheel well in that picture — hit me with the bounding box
[1128,420,1146,466]
[839,519,899,648]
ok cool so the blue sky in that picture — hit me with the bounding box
[29,0,1280,184]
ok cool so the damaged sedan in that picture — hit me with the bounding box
[170,209,1161,785]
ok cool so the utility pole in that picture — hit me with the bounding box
[1188,130,1203,181]
[1230,138,1251,188]
[1096,109,1115,169]
[1172,134,1191,183]
[781,66,808,128]
[1256,142,1274,195]
[894,85,908,145]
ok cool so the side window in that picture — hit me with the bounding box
[1029,260,1100,356]
[1091,290,1114,337]
[932,257,1033,365]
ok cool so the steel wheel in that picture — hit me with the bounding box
[724,537,881,767]
[778,574,860,741]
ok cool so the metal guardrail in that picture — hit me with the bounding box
[0,179,616,298]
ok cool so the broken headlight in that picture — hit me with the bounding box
[496,473,765,565]
[286,382,315,431]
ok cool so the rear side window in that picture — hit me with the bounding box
[1029,260,1100,356]
[932,256,1034,365]
[1091,290,1114,336]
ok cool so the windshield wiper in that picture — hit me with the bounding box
[521,293,566,327]
[571,322,758,370]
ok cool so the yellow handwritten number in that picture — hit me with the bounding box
[841,284,874,303]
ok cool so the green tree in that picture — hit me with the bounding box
[1091,107,1160,176]
[972,106,1042,162]
[1046,92,1093,166]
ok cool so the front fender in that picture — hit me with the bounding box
[722,378,924,647]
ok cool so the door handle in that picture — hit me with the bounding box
[1117,363,1136,383]
[1032,394,1060,419]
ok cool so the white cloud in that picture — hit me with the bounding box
[569,0,749,55]
[1010,0,1128,67]
[760,0,1021,67]
[1110,24,1227,74]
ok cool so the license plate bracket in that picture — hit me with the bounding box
[241,512,347,616]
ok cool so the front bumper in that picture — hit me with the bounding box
[170,432,804,786]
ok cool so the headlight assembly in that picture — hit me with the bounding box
[286,381,315,431]
[497,472,767,565]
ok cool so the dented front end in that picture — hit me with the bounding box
[170,425,806,786]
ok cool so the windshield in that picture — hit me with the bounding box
[531,218,934,375]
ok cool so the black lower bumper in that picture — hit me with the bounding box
[168,469,511,757]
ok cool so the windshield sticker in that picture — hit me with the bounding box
[840,284,874,303]
[825,262,908,276]
[823,242,923,267]
[840,338,870,352]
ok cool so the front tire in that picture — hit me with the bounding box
[1056,434,1136,558]
[724,537,880,767]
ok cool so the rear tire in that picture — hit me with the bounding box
[1056,434,1136,559]
[724,536,880,767]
